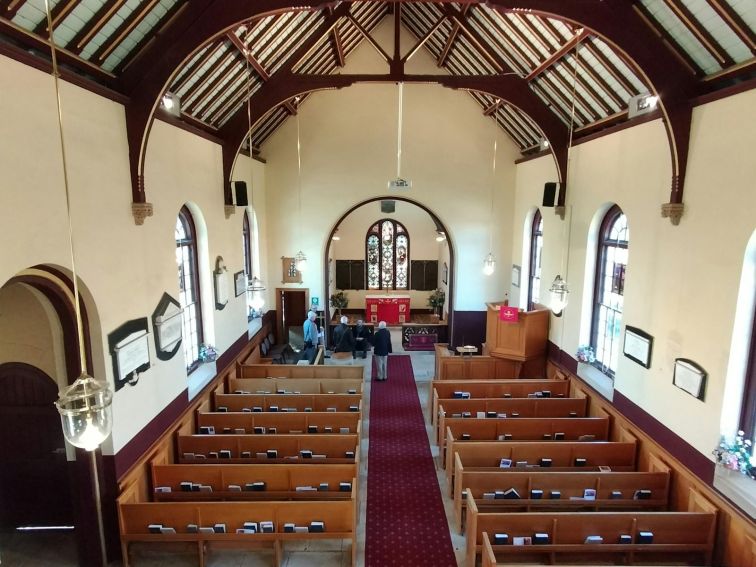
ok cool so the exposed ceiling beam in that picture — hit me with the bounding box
[65,0,127,55]
[443,5,506,72]
[0,0,24,20]
[347,13,391,63]
[33,0,80,38]
[437,21,459,68]
[525,28,585,81]
[705,0,755,53]
[661,0,734,68]
[227,31,270,79]
[401,13,446,63]
[91,0,160,63]
[331,25,345,66]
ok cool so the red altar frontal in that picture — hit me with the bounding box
[365,295,410,325]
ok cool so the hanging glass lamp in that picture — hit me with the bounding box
[483,253,496,276]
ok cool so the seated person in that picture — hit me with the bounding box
[352,320,372,359]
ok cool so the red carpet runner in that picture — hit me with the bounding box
[365,355,457,566]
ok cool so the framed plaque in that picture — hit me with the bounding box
[281,257,302,283]
[673,358,707,401]
[152,293,183,361]
[623,326,653,368]
[108,318,151,391]
[234,270,247,297]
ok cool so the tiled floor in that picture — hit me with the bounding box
[0,330,464,566]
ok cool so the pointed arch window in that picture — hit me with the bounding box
[590,205,628,378]
[176,206,203,372]
[528,209,544,310]
[242,213,252,279]
[366,219,409,290]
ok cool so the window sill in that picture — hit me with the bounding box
[713,466,756,519]
[577,362,614,401]
[248,316,262,339]
[187,360,217,400]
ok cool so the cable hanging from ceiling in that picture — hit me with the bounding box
[483,100,500,276]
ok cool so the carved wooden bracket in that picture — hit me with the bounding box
[224,205,236,219]
[661,202,684,225]
[554,206,566,220]
[132,202,154,225]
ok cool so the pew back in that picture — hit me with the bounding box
[237,364,363,379]
[214,393,362,413]
[228,378,363,395]
[196,411,361,436]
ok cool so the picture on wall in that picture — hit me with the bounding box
[673,358,707,401]
[234,271,247,297]
[623,326,653,368]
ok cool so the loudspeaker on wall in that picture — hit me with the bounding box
[542,182,559,207]
[381,200,395,213]
[234,181,248,207]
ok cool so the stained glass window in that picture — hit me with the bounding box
[366,219,409,290]
[528,210,543,310]
[176,206,203,373]
[590,206,629,378]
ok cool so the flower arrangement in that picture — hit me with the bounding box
[713,431,755,478]
[329,290,349,315]
[199,343,217,363]
[576,345,596,363]
[428,289,446,309]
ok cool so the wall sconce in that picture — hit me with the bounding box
[549,275,569,316]
[331,229,340,241]
[435,230,446,242]
[161,92,181,117]
[628,92,659,118]
[539,138,550,151]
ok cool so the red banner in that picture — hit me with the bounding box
[499,305,519,323]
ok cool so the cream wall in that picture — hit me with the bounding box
[0,54,256,454]
[261,19,519,313]
[509,88,756,459]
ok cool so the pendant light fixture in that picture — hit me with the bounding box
[247,275,266,311]
[483,100,500,276]
[294,96,307,272]
[44,1,113,564]
[388,82,411,190]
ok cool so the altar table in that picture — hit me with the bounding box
[365,295,410,325]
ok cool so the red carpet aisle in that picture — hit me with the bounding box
[365,355,457,566]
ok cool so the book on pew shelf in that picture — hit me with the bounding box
[540,458,552,467]
[493,533,509,545]
[310,521,325,533]
[578,434,596,441]
[515,461,528,468]
[453,391,463,399]
[349,405,359,412]
[583,488,597,500]
[633,489,652,500]
[305,407,312,412]
[533,533,549,545]
[266,450,277,459]
[268,428,277,434]
[198,527,215,535]
[503,393,512,398]
[194,454,206,460]
[182,452,195,460]
[503,433,513,440]
[293,391,301,394]
[554,432,565,441]
[154,486,171,493]
[219,450,232,459]
[637,531,653,544]
[542,433,552,440]
[160,527,176,534]
[618,534,632,544]
[557,393,565,398]
[345,451,355,458]
[324,427,333,433]
[296,486,317,492]
[228,485,242,492]
[461,392,471,399]
[213,524,226,534]
[300,450,313,459]
[312,454,326,459]
[216,406,228,412]
[208,451,219,459]
[237,528,256,534]
[294,526,309,534]
[235,428,246,434]
[318,483,329,491]
[235,390,250,394]
[253,427,266,434]
[327,391,335,394]
[222,428,232,434]
[574,457,587,467]
[501,487,520,499]
[610,490,623,499]
[186,524,198,533]
[511,412,520,418]
[327,407,337,412]
[199,426,215,435]
[462,411,472,418]
[486,411,498,418]
[180,481,193,492]
[541,391,551,398]
[549,490,561,499]
[243,522,258,533]
[198,485,213,492]
[499,458,512,468]
[253,407,263,412]
[599,465,612,472]
[476,411,486,418]
[242,408,252,413]
[530,489,543,499]
[260,522,275,533]
[569,411,578,417]
[246,482,266,491]
[277,389,286,394]
[497,413,507,418]
[461,433,471,440]
[348,389,357,394]
[339,482,352,492]
[308,425,318,433]
[191,483,201,492]
[512,536,532,546]
[483,492,496,500]
[339,427,350,434]
[241,451,252,458]
[585,535,603,544]
[269,406,279,412]
[148,524,163,534]
[284,523,295,533]
[527,393,537,398]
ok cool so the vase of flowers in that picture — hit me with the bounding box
[428,289,446,320]
[576,345,596,363]
[713,431,755,479]
[199,343,217,363]
[329,290,349,317]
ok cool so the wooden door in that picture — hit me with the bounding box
[0,363,72,528]
[276,289,309,344]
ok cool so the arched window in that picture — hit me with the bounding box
[242,212,252,279]
[366,219,409,290]
[528,209,543,310]
[176,206,203,372]
[590,205,628,377]
[741,314,756,441]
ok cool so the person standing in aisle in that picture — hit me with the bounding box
[372,321,392,381]
[302,311,319,363]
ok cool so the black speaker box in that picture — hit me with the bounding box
[542,182,558,207]
[381,200,395,213]
[234,181,249,207]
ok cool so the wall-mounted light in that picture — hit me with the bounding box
[435,230,446,242]
[161,92,181,117]
[628,92,659,119]
[549,274,569,316]
[539,138,550,151]
[332,229,340,241]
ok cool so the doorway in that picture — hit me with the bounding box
[275,288,309,347]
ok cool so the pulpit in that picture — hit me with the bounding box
[485,302,550,377]
[365,294,410,325]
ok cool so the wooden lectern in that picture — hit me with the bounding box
[484,302,550,377]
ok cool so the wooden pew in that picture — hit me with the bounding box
[214,393,362,413]
[119,497,357,567]
[453,470,671,533]
[443,417,611,471]
[237,364,363,379]
[152,463,357,502]
[196,411,361,436]
[466,504,716,567]
[448,441,638,496]
[430,379,571,425]
[436,397,588,445]
[228,377,363,395]
[177,434,359,465]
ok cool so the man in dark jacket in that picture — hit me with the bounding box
[331,316,355,362]
[372,320,392,381]
[352,320,372,359]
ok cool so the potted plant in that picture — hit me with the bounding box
[428,288,446,320]
[713,431,755,479]
[576,345,596,364]
[329,290,349,317]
